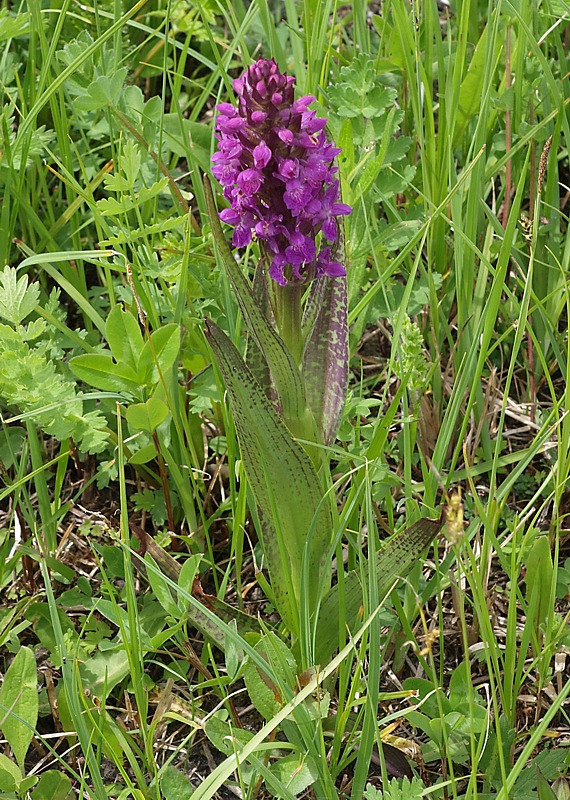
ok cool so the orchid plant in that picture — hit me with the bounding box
[204,58,441,662]
[209,58,351,453]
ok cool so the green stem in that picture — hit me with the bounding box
[275,282,304,365]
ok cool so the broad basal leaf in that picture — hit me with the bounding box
[205,319,332,633]
[315,515,443,664]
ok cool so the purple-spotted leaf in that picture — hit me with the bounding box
[315,515,443,664]
[301,273,349,445]
[205,318,332,633]
[245,259,276,406]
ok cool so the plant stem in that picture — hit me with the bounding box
[275,282,304,365]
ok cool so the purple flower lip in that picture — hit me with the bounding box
[212,57,351,286]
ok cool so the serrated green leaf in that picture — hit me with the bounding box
[205,319,332,632]
[0,647,38,768]
[0,267,40,325]
[100,215,186,246]
[0,8,31,40]
[97,177,170,216]
[103,139,141,192]
[21,318,46,341]
[126,397,169,433]
[315,516,443,663]
[329,55,397,119]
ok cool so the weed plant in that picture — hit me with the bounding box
[0,0,569,798]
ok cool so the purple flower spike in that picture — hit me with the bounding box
[212,58,351,285]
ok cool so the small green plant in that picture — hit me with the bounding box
[0,267,109,454]
[363,777,427,800]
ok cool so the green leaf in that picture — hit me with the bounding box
[245,261,275,401]
[329,55,397,119]
[78,649,132,700]
[537,769,559,800]
[129,442,158,464]
[69,353,140,392]
[103,139,141,192]
[100,215,186,246]
[302,274,348,445]
[126,397,169,433]
[269,754,318,797]
[161,765,194,800]
[524,534,554,630]
[204,176,307,425]
[0,427,26,470]
[137,323,180,386]
[131,529,260,645]
[0,754,21,788]
[205,319,332,632]
[552,778,570,800]
[0,646,38,768]
[243,632,296,720]
[97,177,170,215]
[204,714,255,757]
[0,9,31,40]
[30,770,74,800]
[105,305,144,370]
[315,515,443,664]
[145,555,179,617]
[74,68,128,111]
[454,25,494,146]
[0,266,40,325]
[177,554,201,613]
[224,620,242,681]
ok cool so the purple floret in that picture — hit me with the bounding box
[212,58,351,286]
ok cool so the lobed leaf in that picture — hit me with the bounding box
[0,266,40,325]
